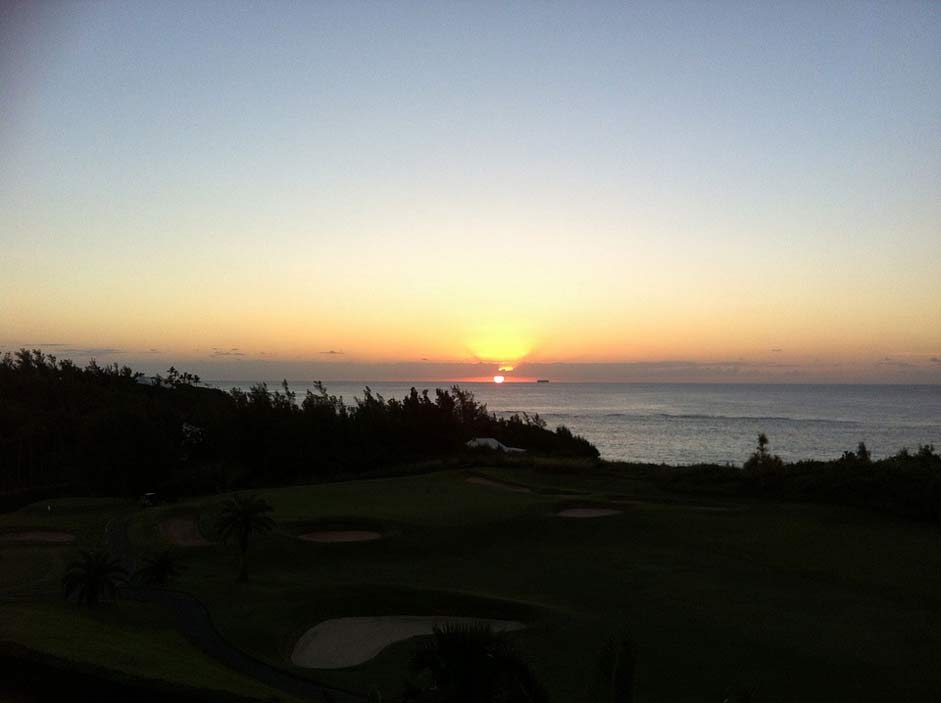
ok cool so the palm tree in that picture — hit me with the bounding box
[743,432,783,473]
[587,636,636,702]
[133,549,182,587]
[216,493,275,582]
[405,622,547,703]
[62,550,127,607]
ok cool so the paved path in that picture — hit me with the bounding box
[106,516,367,703]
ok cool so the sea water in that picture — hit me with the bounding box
[208,381,941,465]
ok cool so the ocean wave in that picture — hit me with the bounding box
[656,413,860,426]
[501,411,862,426]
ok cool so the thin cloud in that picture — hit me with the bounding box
[211,348,246,357]
[61,347,122,356]
[7,344,121,356]
[875,357,913,368]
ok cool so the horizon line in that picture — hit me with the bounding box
[199,379,941,387]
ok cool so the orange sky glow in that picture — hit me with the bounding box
[1,3,939,383]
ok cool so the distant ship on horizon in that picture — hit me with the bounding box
[536,379,550,383]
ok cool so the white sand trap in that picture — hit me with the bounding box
[298,530,382,543]
[466,476,532,493]
[160,517,211,547]
[0,531,74,544]
[556,508,622,518]
[291,616,525,669]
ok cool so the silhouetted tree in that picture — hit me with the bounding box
[62,550,127,607]
[404,623,547,703]
[133,549,182,587]
[0,350,598,497]
[856,441,872,463]
[216,494,275,582]
[842,441,872,464]
[588,635,636,702]
[916,444,937,464]
[722,685,758,702]
[743,433,783,474]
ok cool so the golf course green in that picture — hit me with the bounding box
[2,465,939,701]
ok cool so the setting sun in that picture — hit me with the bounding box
[493,375,505,384]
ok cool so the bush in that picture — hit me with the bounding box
[743,433,784,475]
[0,349,598,497]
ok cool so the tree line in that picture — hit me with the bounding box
[0,349,598,498]
[658,433,941,522]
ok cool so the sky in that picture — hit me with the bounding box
[1,1,939,383]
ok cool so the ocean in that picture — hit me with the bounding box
[207,381,941,465]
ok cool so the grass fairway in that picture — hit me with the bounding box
[128,468,941,701]
[4,467,940,701]
[0,601,301,701]
[0,497,299,702]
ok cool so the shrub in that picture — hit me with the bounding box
[743,433,784,474]
[62,550,127,607]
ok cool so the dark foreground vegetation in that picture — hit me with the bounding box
[0,642,262,703]
[3,349,940,525]
[0,349,597,499]
[0,349,937,703]
[640,433,941,523]
[4,467,937,702]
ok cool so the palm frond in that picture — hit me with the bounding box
[407,621,543,702]
[214,493,275,581]
[134,549,182,586]
[62,549,127,607]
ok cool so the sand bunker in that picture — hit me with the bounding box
[0,531,74,544]
[291,616,525,669]
[556,508,623,518]
[298,530,382,543]
[466,476,532,493]
[160,517,211,547]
